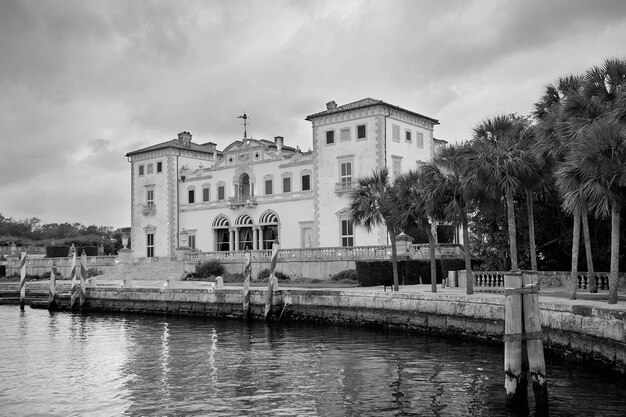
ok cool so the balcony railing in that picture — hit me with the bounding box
[142,203,156,215]
[228,195,257,209]
[334,181,354,195]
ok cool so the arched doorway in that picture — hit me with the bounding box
[259,211,279,249]
[235,214,254,250]
[212,215,230,251]
[239,173,251,198]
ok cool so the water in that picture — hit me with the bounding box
[0,306,624,416]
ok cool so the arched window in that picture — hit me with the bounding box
[235,214,254,250]
[212,215,230,251]
[259,210,279,249]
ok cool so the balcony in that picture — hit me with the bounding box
[334,181,354,196]
[142,203,156,215]
[228,195,257,209]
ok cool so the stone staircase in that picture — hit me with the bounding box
[95,259,186,282]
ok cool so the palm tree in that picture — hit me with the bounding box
[559,58,626,303]
[468,115,540,271]
[349,168,400,291]
[565,117,626,304]
[427,144,476,294]
[534,75,600,295]
[392,169,439,293]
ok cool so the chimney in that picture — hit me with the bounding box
[274,136,284,151]
[326,101,337,110]
[177,131,192,147]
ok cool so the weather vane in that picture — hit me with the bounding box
[238,112,249,139]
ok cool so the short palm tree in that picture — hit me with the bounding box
[392,169,439,293]
[349,168,400,291]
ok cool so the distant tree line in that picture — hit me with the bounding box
[0,213,130,254]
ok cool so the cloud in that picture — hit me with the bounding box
[1,0,625,226]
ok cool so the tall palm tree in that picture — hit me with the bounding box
[349,168,400,291]
[468,115,539,271]
[566,117,626,304]
[560,58,626,303]
[534,75,598,295]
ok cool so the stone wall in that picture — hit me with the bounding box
[78,286,626,374]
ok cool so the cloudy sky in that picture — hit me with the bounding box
[1,0,625,228]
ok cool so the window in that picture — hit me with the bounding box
[340,128,351,142]
[357,124,366,140]
[302,174,311,191]
[265,179,273,195]
[188,188,195,204]
[188,235,196,250]
[217,185,225,200]
[147,164,154,174]
[326,130,335,145]
[392,156,402,180]
[392,124,400,142]
[340,161,352,189]
[405,130,412,143]
[146,233,154,257]
[147,189,154,206]
[202,186,210,202]
[138,165,145,176]
[157,162,163,173]
[283,176,291,193]
[416,132,424,148]
[341,220,354,247]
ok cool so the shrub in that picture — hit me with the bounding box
[224,273,244,283]
[187,260,225,280]
[355,260,443,287]
[331,269,357,281]
[257,268,290,281]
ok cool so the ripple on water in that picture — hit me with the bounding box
[1,306,625,416]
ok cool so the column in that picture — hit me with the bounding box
[229,228,235,251]
[258,227,264,250]
[234,227,240,251]
[253,228,259,250]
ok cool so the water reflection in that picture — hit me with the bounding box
[1,306,625,416]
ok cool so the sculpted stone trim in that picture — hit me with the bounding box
[167,154,177,257]
[312,124,321,247]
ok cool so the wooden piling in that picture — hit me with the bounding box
[242,251,251,320]
[522,271,548,412]
[48,265,58,311]
[69,253,78,310]
[19,251,27,310]
[503,271,527,408]
[264,244,279,321]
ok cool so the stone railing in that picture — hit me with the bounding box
[0,246,47,256]
[457,270,625,291]
[186,243,465,263]
[5,256,118,277]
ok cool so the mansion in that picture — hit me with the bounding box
[126,98,444,258]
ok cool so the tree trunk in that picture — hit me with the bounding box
[607,201,620,305]
[569,211,581,300]
[462,215,473,295]
[581,206,597,293]
[426,226,437,293]
[389,229,399,292]
[505,189,519,271]
[526,188,538,271]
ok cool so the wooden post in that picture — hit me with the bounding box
[19,251,27,311]
[264,243,279,321]
[48,264,58,311]
[242,251,251,320]
[503,271,527,409]
[78,254,87,309]
[522,271,548,412]
[69,253,78,310]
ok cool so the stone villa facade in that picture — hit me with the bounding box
[126,98,442,258]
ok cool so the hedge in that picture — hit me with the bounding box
[45,246,99,258]
[355,260,444,287]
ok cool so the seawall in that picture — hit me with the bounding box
[86,285,626,374]
[3,281,625,374]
